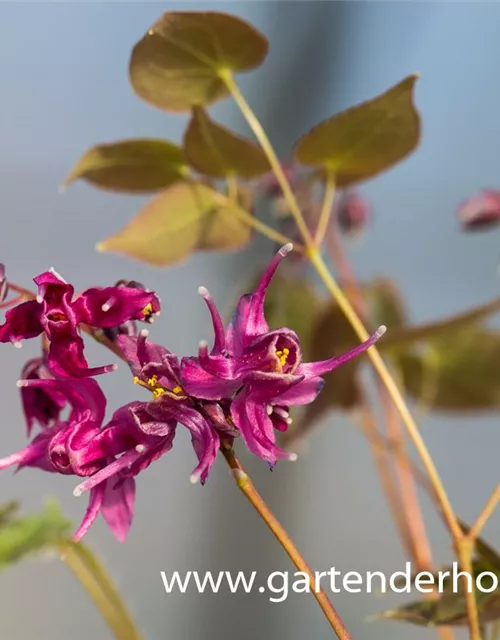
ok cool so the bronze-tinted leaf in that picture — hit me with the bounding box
[64,139,187,193]
[294,76,420,186]
[184,107,269,178]
[397,329,500,412]
[381,297,500,352]
[378,591,500,627]
[129,12,268,112]
[97,181,252,266]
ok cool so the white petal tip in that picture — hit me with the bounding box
[13,341,23,349]
[36,295,43,304]
[197,286,209,298]
[101,303,111,312]
[285,417,293,425]
[375,325,387,338]
[288,453,298,462]
[110,364,119,371]
[266,404,273,415]
[139,328,149,337]
[198,340,209,350]
[280,242,294,256]
[135,444,146,454]
[73,487,83,498]
[15,379,27,388]
[189,474,200,485]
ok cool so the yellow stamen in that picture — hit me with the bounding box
[142,302,153,319]
[172,385,184,395]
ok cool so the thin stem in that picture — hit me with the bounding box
[61,541,143,640]
[309,248,461,537]
[357,397,416,560]
[327,219,434,573]
[225,73,481,638]
[314,171,336,247]
[456,539,483,640]
[213,190,301,251]
[469,482,500,541]
[220,70,314,246]
[221,445,352,640]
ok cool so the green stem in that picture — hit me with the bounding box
[314,171,336,247]
[223,72,482,640]
[62,541,143,640]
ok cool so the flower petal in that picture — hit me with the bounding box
[0,300,43,345]
[76,286,160,328]
[298,326,386,377]
[48,336,116,378]
[73,483,106,542]
[181,357,239,400]
[101,477,136,542]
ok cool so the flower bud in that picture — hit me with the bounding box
[336,191,370,236]
[457,189,500,230]
[0,264,7,303]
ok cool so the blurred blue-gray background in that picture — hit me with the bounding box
[1,2,499,638]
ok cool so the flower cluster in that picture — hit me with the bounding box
[0,247,385,541]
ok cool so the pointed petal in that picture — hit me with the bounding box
[271,377,324,406]
[299,326,386,377]
[73,483,106,541]
[180,357,238,400]
[0,300,43,345]
[230,390,295,466]
[227,244,292,353]
[197,286,226,354]
[157,403,218,484]
[73,450,141,496]
[17,378,106,425]
[48,336,116,378]
[101,478,136,542]
[76,286,160,328]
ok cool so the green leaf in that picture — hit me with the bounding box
[64,139,187,193]
[381,297,500,352]
[294,76,420,186]
[97,181,252,266]
[397,329,500,412]
[379,523,500,626]
[129,11,268,112]
[0,500,70,571]
[377,592,500,627]
[184,107,270,178]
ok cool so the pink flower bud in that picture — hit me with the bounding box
[457,189,500,230]
[336,191,370,236]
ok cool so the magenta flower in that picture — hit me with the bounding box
[0,268,160,377]
[181,244,385,465]
[0,376,170,541]
[457,189,500,230]
[19,357,67,435]
[118,331,220,484]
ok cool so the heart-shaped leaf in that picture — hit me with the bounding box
[184,107,269,178]
[97,181,252,266]
[64,139,187,193]
[294,76,420,186]
[129,12,268,112]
